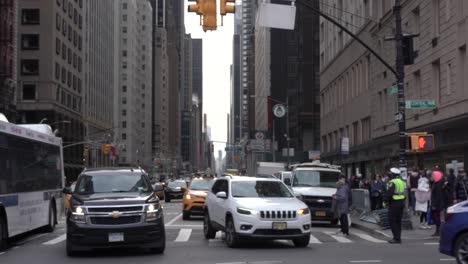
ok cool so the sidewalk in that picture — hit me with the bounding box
[351,211,439,241]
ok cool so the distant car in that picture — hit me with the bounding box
[164,180,187,202]
[63,168,165,256]
[182,178,215,220]
[204,176,311,248]
[440,200,468,264]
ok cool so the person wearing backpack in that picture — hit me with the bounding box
[453,169,468,204]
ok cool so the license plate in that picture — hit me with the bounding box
[108,233,124,243]
[272,222,287,230]
[315,211,326,217]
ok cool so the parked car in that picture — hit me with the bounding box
[63,167,165,256]
[440,200,468,264]
[182,178,215,220]
[204,176,311,248]
[164,180,187,202]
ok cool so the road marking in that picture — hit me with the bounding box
[43,234,66,245]
[215,262,246,264]
[209,232,224,244]
[349,260,382,263]
[325,231,353,243]
[165,213,182,226]
[374,230,392,238]
[424,242,439,245]
[250,261,283,264]
[308,234,322,244]
[175,228,192,242]
[16,233,48,245]
[165,224,203,228]
[440,259,455,261]
[350,231,386,243]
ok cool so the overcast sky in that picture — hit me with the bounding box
[184,3,235,158]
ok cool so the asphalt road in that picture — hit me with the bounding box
[0,200,453,264]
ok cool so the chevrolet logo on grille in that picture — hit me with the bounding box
[109,211,123,218]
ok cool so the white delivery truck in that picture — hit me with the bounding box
[256,162,287,178]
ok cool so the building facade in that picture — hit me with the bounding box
[0,0,18,120]
[17,0,85,178]
[191,38,203,172]
[114,0,152,167]
[181,34,193,170]
[83,0,117,168]
[320,0,468,177]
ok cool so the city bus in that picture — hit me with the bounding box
[0,114,64,248]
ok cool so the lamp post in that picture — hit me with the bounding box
[250,95,290,169]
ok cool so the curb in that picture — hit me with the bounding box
[352,221,437,241]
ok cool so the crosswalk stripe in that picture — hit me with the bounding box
[208,231,224,244]
[43,234,66,245]
[175,228,192,242]
[324,231,353,243]
[308,234,322,244]
[350,232,386,243]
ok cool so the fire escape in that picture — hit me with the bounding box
[0,0,17,119]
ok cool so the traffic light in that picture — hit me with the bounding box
[187,0,217,32]
[220,0,235,25]
[101,144,111,155]
[408,133,435,151]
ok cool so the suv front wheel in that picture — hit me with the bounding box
[225,217,240,248]
[203,211,216,239]
[293,235,310,247]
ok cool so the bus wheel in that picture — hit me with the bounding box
[45,203,56,232]
[0,215,7,250]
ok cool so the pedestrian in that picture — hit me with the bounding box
[415,171,431,229]
[430,170,449,237]
[350,175,360,189]
[333,175,350,236]
[453,168,468,204]
[384,167,406,244]
[371,174,385,210]
[447,168,457,206]
[407,169,420,214]
[360,177,371,190]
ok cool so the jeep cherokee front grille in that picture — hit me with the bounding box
[260,210,297,219]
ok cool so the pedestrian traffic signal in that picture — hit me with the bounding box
[188,0,203,14]
[220,0,235,25]
[407,133,435,151]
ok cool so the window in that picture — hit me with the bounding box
[67,94,71,107]
[56,13,61,30]
[62,43,66,60]
[122,109,127,116]
[123,14,127,21]
[68,48,72,64]
[63,0,67,12]
[432,60,441,104]
[122,133,127,140]
[62,19,67,36]
[211,180,228,195]
[79,15,82,29]
[78,36,82,50]
[69,3,73,18]
[73,8,78,25]
[79,0,82,8]
[22,9,40,25]
[122,85,127,92]
[21,60,39,75]
[122,27,127,33]
[61,67,66,83]
[141,122,145,128]
[361,117,371,142]
[73,75,77,90]
[447,63,453,96]
[73,31,77,47]
[55,62,60,80]
[73,53,77,68]
[432,0,441,39]
[77,78,81,93]
[22,83,36,100]
[57,0,61,6]
[122,121,127,128]
[56,38,60,55]
[122,97,127,104]
[72,97,77,110]
[122,50,127,57]
[353,122,359,146]
[20,34,39,50]
[123,3,127,9]
[78,57,82,72]
[68,25,72,41]
[122,62,127,69]
[67,71,72,87]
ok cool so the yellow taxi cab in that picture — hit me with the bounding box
[182,177,215,220]
[64,181,76,213]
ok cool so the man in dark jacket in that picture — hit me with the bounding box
[447,168,457,206]
[431,171,449,237]
[454,169,468,203]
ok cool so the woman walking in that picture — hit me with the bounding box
[415,171,431,229]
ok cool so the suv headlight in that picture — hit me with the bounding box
[298,208,310,215]
[237,207,257,215]
[71,206,86,223]
[145,203,162,222]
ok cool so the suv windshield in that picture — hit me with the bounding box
[293,170,340,188]
[232,181,293,198]
[189,180,214,190]
[76,173,151,194]
[168,181,186,188]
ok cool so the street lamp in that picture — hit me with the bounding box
[250,95,290,169]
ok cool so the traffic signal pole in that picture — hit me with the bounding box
[394,0,408,178]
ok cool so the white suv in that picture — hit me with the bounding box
[203,176,311,248]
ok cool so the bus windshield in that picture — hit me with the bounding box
[293,170,340,188]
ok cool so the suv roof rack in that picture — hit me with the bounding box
[81,167,142,173]
[293,160,341,170]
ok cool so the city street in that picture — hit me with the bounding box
[0,200,452,264]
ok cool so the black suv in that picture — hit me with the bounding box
[63,168,165,256]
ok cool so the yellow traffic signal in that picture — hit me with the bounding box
[101,144,111,155]
[407,133,435,152]
[202,0,217,32]
[220,0,235,15]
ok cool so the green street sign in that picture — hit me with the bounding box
[225,146,242,152]
[405,100,436,109]
[388,85,398,95]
